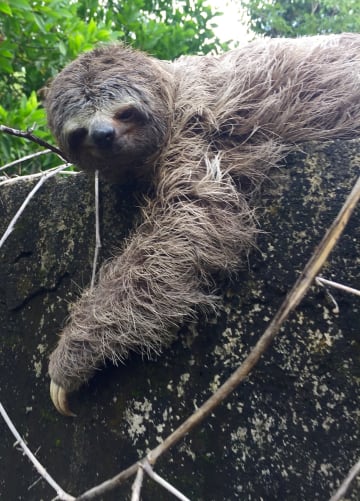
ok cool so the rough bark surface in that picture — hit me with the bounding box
[0,140,359,500]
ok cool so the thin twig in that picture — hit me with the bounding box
[130,465,144,501]
[90,170,102,290]
[0,403,75,500]
[316,277,360,297]
[0,163,71,249]
[28,476,43,491]
[329,457,360,501]
[0,124,67,160]
[76,463,139,499]
[316,277,340,313]
[142,460,190,501]
[75,177,360,500]
[0,166,77,187]
[0,149,52,172]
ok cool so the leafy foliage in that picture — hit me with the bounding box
[243,0,360,38]
[0,0,225,173]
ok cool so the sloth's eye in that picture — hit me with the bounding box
[115,108,137,121]
[68,127,87,150]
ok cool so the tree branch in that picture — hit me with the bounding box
[0,168,77,187]
[75,177,360,499]
[0,124,67,161]
[0,149,52,173]
[142,460,190,501]
[0,403,74,500]
[316,276,360,297]
[90,170,102,290]
[130,465,144,501]
[329,457,360,501]
[0,163,71,249]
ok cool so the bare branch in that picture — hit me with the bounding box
[0,149,52,172]
[0,402,75,500]
[76,463,139,499]
[316,277,360,297]
[142,460,190,501]
[130,465,144,501]
[316,277,340,313]
[90,170,102,290]
[0,124,67,160]
[329,457,360,501]
[0,166,77,187]
[28,476,43,491]
[75,176,360,500]
[0,163,71,249]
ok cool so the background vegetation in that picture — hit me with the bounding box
[0,0,225,173]
[243,0,360,38]
[1,0,360,173]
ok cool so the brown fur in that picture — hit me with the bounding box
[45,34,360,392]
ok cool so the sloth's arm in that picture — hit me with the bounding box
[216,34,360,146]
[272,36,360,143]
[49,160,257,415]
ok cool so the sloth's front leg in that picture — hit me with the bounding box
[48,172,255,416]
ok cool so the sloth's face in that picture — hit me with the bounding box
[45,45,172,183]
[59,100,164,183]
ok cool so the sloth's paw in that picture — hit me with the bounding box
[50,380,76,417]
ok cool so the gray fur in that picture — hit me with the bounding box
[45,34,360,392]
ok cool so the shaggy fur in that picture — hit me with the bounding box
[45,34,360,393]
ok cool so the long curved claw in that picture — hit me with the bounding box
[50,380,76,417]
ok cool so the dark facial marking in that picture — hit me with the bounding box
[67,127,87,152]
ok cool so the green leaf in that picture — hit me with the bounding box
[9,0,32,10]
[32,13,47,33]
[0,55,13,73]
[0,2,12,15]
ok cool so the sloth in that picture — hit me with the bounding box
[45,34,360,416]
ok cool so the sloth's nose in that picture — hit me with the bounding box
[91,124,115,149]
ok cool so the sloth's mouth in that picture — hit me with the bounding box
[86,145,120,158]
[85,147,141,167]
[72,148,153,184]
